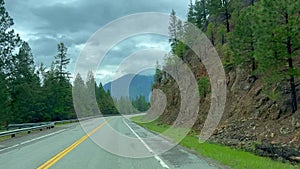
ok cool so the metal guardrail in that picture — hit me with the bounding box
[0,122,55,138]
[7,122,52,130]
[0,115,104,138]
[53,119,79,125]
[0,114,120,138]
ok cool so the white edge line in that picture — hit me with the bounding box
[0,129,67,152]
[122,118,170,169]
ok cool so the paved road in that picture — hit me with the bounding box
[0,117,223,169]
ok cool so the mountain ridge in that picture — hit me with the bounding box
[103,74,154,102]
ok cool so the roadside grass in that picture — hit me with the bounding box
[54,121,74,127]
[0,130,38,142]
[0,135,11,142]
[131,115,300,169]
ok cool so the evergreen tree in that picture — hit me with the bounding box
[208,0,233,32]
[217,24,227,45]
[255,0,300,113]
[169,9,179,54]
[95,82,119,115]
[37,63,46,85]
[229,0,245,30]
[42,64,57,120]
[52,43,74,120]
[0,0,21,70]
[132,95,150,112]
[154,61,163,84]
[187,0,196,24]
[55,43,71,81]
[198,77,210,98]
[222,0,232,32]
[73,73,88,117]
[206,22,217,46]
[11,42,41,123]
[86,71,100,116]
[0,71,9,126]
[230,5,257,72]
[0,0,20,125]
[12,42,36,81]
[175,20,186,59]
[194,0,209,29]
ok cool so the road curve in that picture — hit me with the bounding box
[0,117,222,169]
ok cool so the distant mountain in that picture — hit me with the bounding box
[103,74,154,102]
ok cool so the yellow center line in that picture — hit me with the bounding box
[37,118,112,169]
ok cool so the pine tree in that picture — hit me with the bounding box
[255,0,300,113]
[0,0,20,124]
[86,71,99,116]
[229,0,245,30]
[206,22,217,46]
[0,0,21,70]
[169,9,179,54]
[14,42,36,80]
[95,82,119,115]
[17,42,41,121]
[194,0,209,29]
[52,43,74,120]
[230,5,257,73]
[187,0,196,24]
[217,24,227,45]
[208,0,233,32]
[132,95,149,112]
[0,71,9,126]
[6,42,42,123]
[43,64,58,120]
[175,20,186,59]
[154,61,163,84]
[55,43,71,82]
[73,73,88,117]
[222,0,232,32]
[198,77,210,98]
[37,63,46,85]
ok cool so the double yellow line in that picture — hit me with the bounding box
[37,118,112,169]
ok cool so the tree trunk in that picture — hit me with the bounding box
[225,7,230,32]
[251,38,256,72]
[286,13,297,113]
[211,32,215,46]
[221,33,226,45]
[287,48,297,113]
[288,58,297,113]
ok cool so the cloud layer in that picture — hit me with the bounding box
[5,0,188,84]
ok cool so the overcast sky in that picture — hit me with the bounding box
[5,0,189,84]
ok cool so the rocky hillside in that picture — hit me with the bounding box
[152,50,300,163]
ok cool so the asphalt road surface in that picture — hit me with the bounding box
[0,117,224,169]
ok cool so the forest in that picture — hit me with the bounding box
[156,0,300,114]
[0,0,150,127]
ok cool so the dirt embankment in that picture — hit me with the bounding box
[152,50,300,163]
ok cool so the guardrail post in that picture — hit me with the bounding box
[1,118,100,139]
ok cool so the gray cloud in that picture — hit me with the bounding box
[28,37,57,58]
[5,0,188,83]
